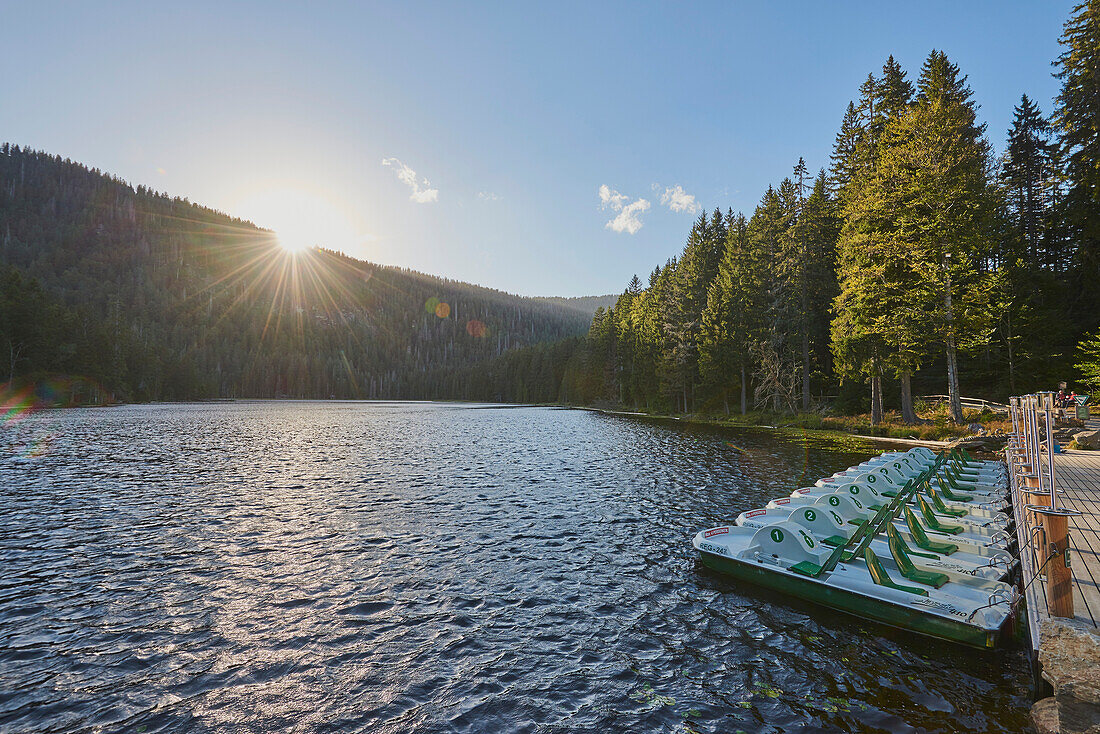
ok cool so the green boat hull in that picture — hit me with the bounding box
[697,550,1007,649]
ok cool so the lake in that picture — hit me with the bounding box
[0,401,1032,732]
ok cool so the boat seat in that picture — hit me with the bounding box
[935,475,973,503]
[789,561,823,577]
[821,535,849,548]
[926,486,968,517]
[917,496,965,534]
[903,507,959,555]
[887,526,949,588]
[884,523,939,560]
[864,548,928,596]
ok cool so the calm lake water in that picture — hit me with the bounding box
[0,402,1032,733]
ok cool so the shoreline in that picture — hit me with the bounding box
[577,406,957,448]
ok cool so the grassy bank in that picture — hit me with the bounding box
[591,403,1011,442]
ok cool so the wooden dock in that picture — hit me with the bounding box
[1026,416,1100,638]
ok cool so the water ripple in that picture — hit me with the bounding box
[0,402,1031,733]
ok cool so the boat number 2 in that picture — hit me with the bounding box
[804,509,817,522]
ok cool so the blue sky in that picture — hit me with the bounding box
[2,1,1073,296]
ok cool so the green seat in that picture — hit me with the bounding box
[903,507,959,555]
[884,522,939,560]
[863,548,928,596]
[886,525,949,588]
[935,474,973,503]
[926,486,968,517]
[789,560,822,577]
[917,496,965,535]
[791,532,855,579]
[848,519,866,527]
[821,535,849,548]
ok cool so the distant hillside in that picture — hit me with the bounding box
[534,294,618,316]
[0,145,591,401]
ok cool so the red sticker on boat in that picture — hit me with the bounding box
[704,527,730,537]
[745,509,767,517]
[774,498,790,504]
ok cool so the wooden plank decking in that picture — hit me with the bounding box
[1028,417,1100,634]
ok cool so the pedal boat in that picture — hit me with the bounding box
[694,487,1015,648]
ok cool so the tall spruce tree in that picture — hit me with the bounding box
[831,58,913,422]
[1054,1,1100,323]
[700,212,761,414]
[1002,94,1059,267]
[896,51,998,421]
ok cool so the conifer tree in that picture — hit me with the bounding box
[830,102,863,199]
[700,213,760,414]
[1002,94,1059,267]
[1053,1,1100,320]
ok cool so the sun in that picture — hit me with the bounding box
[232,183,365,256]
[276,231,309,253]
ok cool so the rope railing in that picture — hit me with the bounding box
[1007,393,1084,629]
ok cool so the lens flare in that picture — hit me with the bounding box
[466,319,488,338]
[434,302,450,319]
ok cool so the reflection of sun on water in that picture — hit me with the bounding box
[232,184,364,255]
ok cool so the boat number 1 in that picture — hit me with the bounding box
[770,528,784,543]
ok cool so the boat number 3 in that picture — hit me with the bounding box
[828,496,840,506]
[770,528,784,543]
[804,509,817,522]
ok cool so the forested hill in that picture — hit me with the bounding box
[0,145,592,402]
[534,295,617,315]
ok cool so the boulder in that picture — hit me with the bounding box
[1031,697,1060,734]
[1039,618,1100,734]
[948,434,1008,453]
[1071,430,1100,451]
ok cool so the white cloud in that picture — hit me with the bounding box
[382,157,439,203]
[477,191,500,201]
[598,184,630,211]
[598,185,650,234]
[657,184,700,214]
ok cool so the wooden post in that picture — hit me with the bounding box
[1032,507,1082,619]
[1024,488,1051,571]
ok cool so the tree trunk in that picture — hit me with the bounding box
[944,266,964,423]
[900,370,917,424]
[723,391,730,416]
[870,359,883,426]
[801,330,811,413]
[1006,310,1017,394]
[946,340,963,422]
[740,362,747,415]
